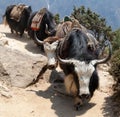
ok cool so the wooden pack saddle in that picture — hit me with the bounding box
[10,4,26,22]
[31,8,47,31]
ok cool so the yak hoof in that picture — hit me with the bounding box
[74,97,83,110]
[74,102,83,111]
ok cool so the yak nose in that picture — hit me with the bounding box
[80,94,91,100]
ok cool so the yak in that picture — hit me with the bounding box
[56,28,112,110]
[28,28,112,110]
[3,4,32,37]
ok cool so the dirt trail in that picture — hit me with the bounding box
[0,24,115,117]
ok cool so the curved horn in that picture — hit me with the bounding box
[45,24,52,35]
[57,52,81,68]
[34,31,44,45]
[57,40,112,66]
[57,56,74,64]
[91,40,112,65]
[56,44,77,65]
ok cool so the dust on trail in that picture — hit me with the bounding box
[0,24,115,117]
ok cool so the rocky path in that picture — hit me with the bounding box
[0,24,115,117]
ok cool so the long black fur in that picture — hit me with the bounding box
[57,28,100,97]
[27,8,56,47]
[4,4,32,37]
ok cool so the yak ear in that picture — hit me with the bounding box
[28,6,32,12]
[28,6,32,10]
[25,6,32,13]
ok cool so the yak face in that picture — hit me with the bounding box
[43,40,59,69]
[33,34,59,69]
[69,60,96,96]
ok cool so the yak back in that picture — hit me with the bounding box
[56,21,72,38]
[31,8,47,31]
[10,4,26,22]
[55,17,88,40]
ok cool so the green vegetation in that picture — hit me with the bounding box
[109,49,120,92]
[109,48,120,116]
[71,6,114,42]
[109,28,120,93]
[54,13,60,24]
[111,29,120,52]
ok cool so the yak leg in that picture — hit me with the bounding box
[74,96,83,111]
[11,28,14,34]
[20,31,24,37]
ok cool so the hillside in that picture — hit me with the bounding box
[0,0,120,30]
[0,24,116,117]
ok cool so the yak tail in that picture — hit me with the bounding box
[3,16,8,26]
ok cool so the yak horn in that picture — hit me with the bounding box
[34,31,44,44]
[91,40,112,65]
[56,46,77,65]
[57,40,112,67]
[45,24,51,35]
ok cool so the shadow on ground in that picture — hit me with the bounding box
[102,92,120,117]
[34,85,96,117]
[27,70,96,117]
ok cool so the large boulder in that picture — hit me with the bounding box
[0,46,48,88]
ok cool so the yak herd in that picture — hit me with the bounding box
[3,3,112,110]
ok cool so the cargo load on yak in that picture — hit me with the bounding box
[31,8,47,31]
[10,4,26,22]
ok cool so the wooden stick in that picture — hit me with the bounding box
[27,64,48,87]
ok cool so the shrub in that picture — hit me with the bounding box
[109,49,120,91]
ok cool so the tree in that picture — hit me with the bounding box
[111,29,120,52]
[54,13,60,24]
[71,6,114,42]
